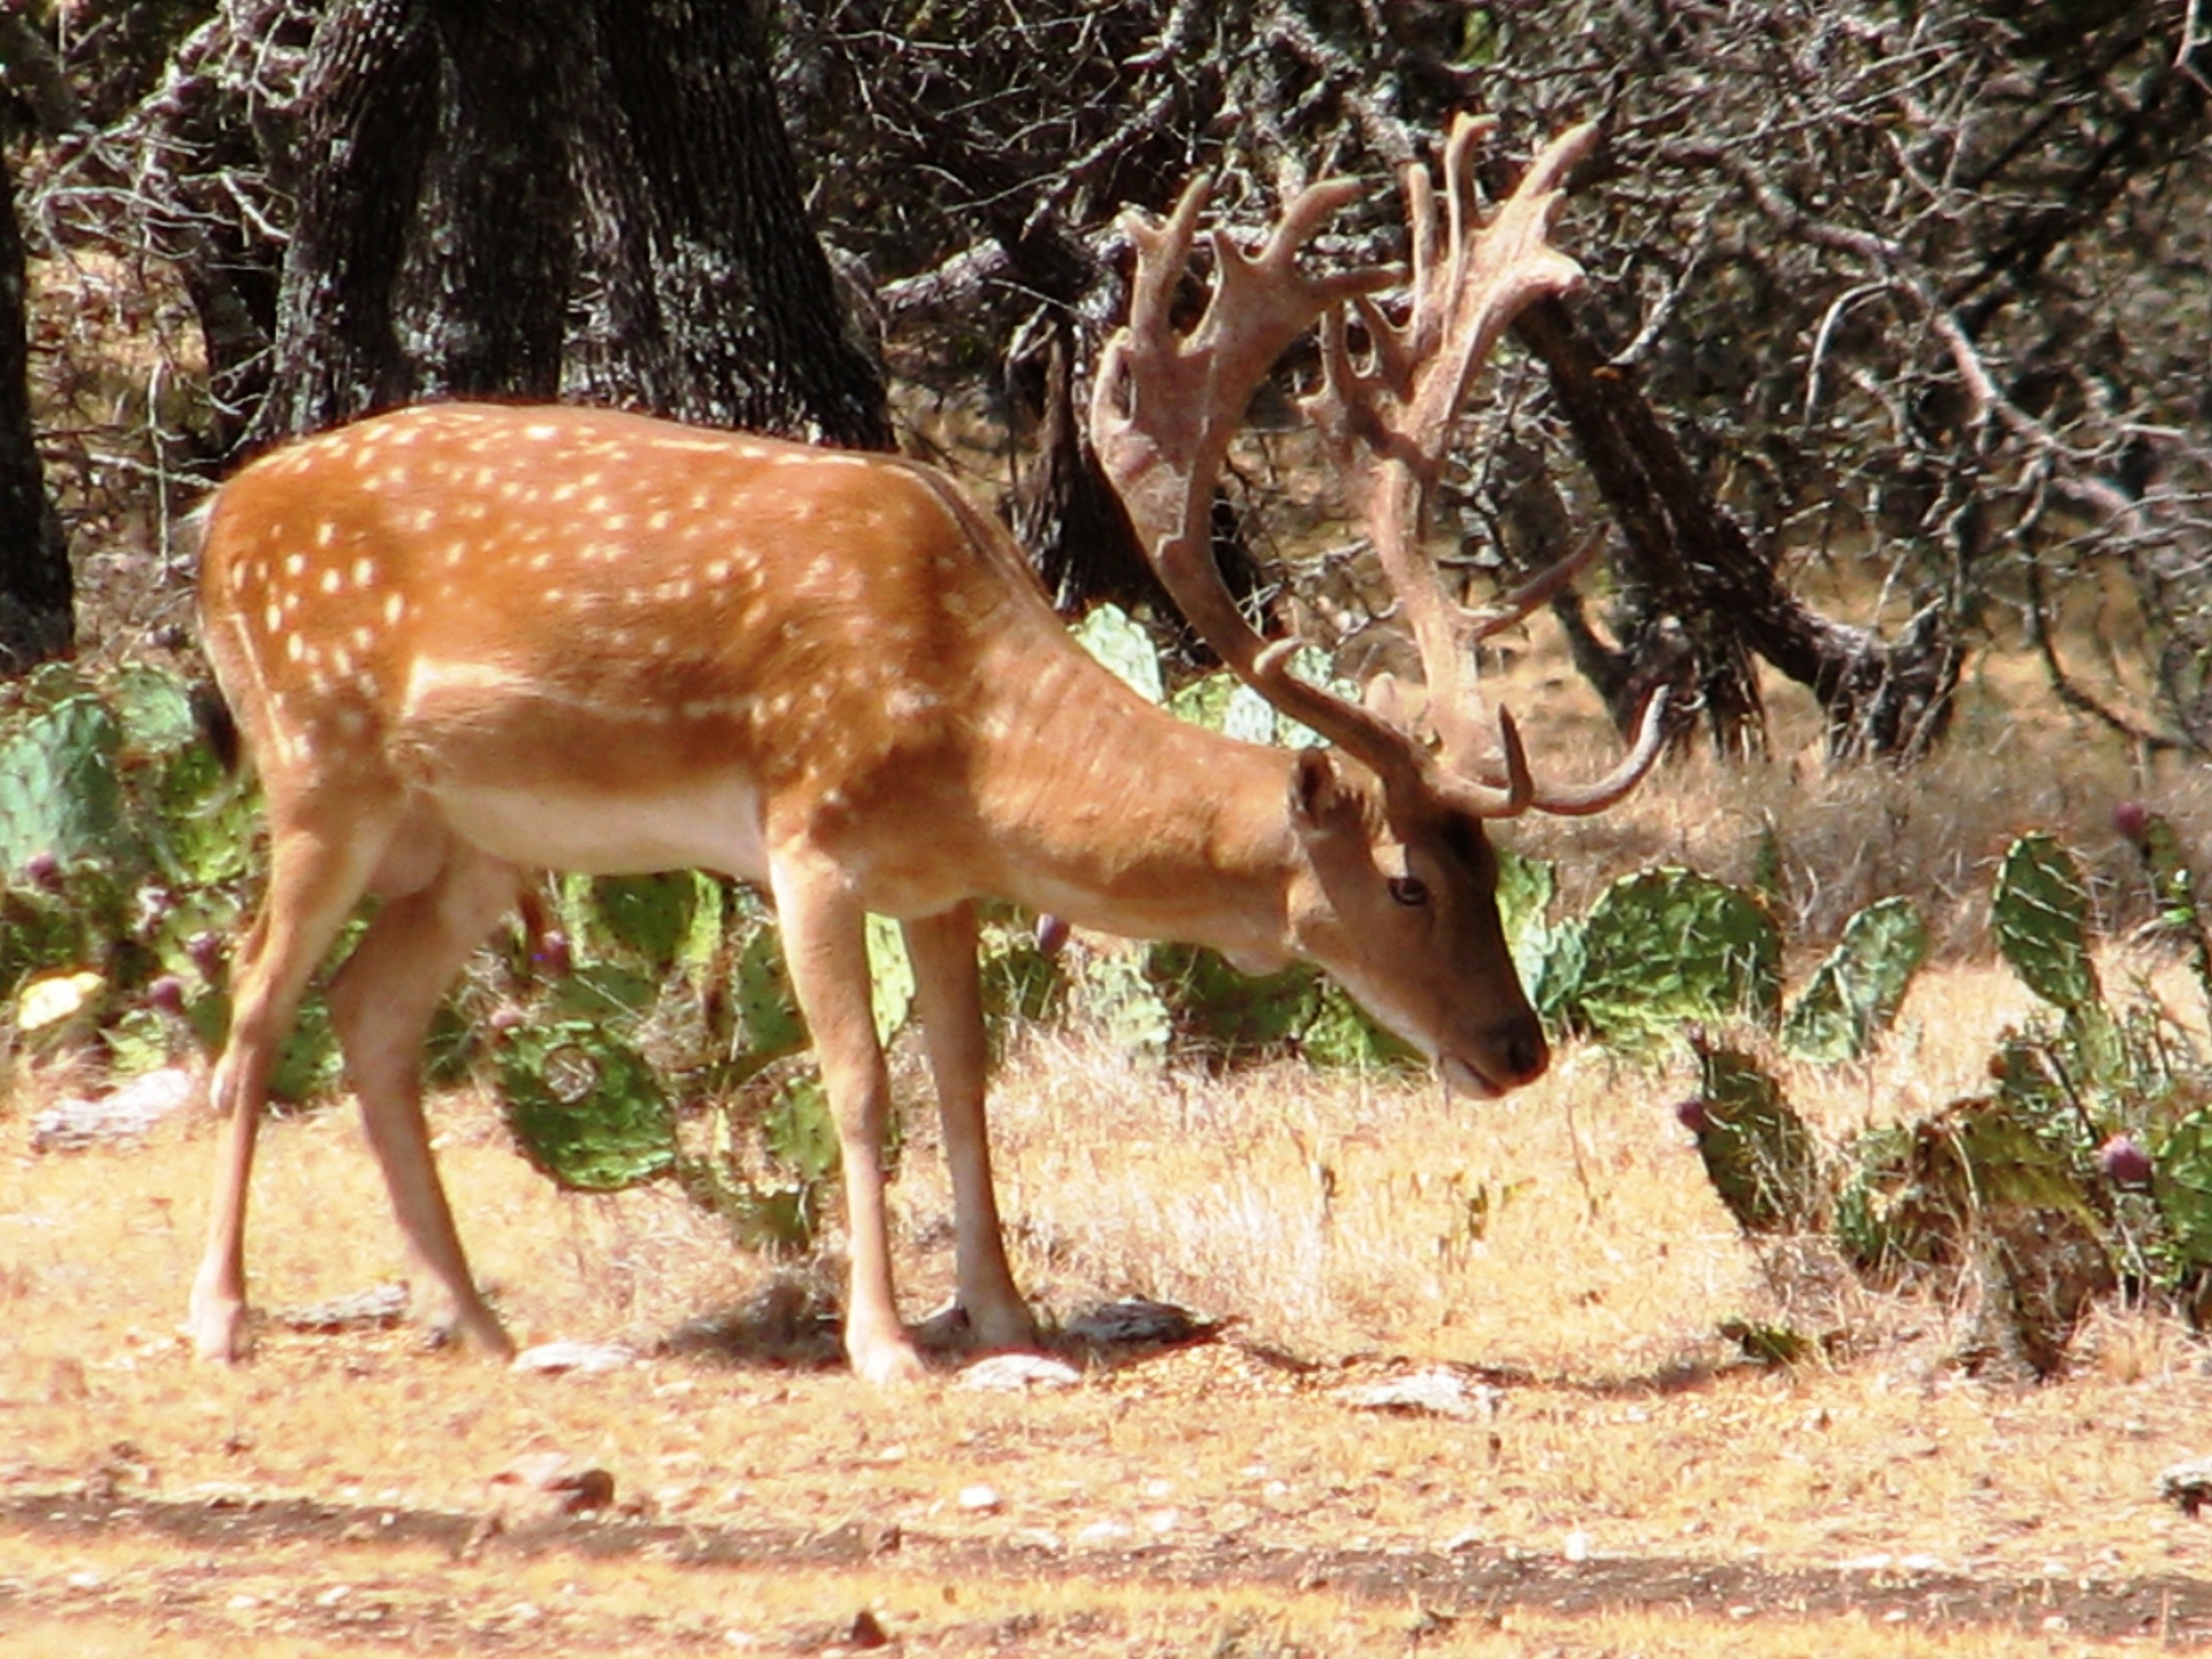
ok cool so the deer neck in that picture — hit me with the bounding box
[977,649,1303,971]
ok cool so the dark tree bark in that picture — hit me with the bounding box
[569,0,888,448]
[0,144,71,672]
[1517,297,1961,761]
[246,0,437,445]
[249,0,579,449]
[1012,324,1150,612]
[250,0,885,452]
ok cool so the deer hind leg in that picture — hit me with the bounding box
[326,842,522,1358]
[903,904,1037,1352]
[189,806,397,1362]
[770,854,926,1385]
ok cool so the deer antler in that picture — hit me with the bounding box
[1094,116,1666,821]
[1304,115,1667,813]
[1088,177,1440,792]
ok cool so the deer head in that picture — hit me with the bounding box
[1089,113,1667,1091]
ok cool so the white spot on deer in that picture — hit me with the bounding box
[314,522,338,549]
[409,506,440,534]
[351,626,375,652]
[284,634,304,664]
[319,568,343,595]
[331,646,355,678]
[551,481,580,503]
[585,495,610,515]
[284,553,306,578]
[603,513,632,534]
[335,707,368,737]
[443,542,468,569]
[529,551,554,572]
[261,603,281,634]
[351,557,376,588]
[706,558,733,583]
[384,593,407,626]
[526,422,560,441]
[648,510,674,533]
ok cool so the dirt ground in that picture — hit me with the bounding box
[4,1018,2211,1657]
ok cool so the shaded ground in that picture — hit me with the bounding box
[4,1407,2208,1653]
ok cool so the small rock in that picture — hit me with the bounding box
[842,1609,892,1650]
[1063,1299,1212,1347]
[273,1283,411,1333]
[1563,1529,1593,1563]
[32,1065,198,1151]
[511,1340,635,1376]
[956,1485,1002,1513]
[1333,1367,1501,1420]
[956,1352,1081,1391]
[488,1453,616,1519]
[2159,1456,2212,1517]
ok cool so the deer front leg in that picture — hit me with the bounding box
[903,905,1037,1352]
[771,856,927,1385]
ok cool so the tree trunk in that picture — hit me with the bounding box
[569,0,890,449]
[0,145,71,672]
[248,0,886,452]
[1517,296,1960,761]
[245,0,439,446]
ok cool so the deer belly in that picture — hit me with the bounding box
[426,774,771,881]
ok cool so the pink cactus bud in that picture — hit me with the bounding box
[2099,1133,2153,1187]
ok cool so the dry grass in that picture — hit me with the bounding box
[4,936,2211,1654]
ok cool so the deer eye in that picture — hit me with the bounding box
[1388,875,1430,907]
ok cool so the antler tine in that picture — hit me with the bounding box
[1455,533,1604,642]
[1517,687,1673,817]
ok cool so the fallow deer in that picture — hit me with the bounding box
[188,116,1664,1383]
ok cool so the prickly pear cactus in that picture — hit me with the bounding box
[1552,869,1782,1044]
[1993,833,2099,1012]
[2154,1110,2212,1280]
[497,1021,676,1191]
[1781,895,1928,1064]
[1682,1040,1820,1234]
[0,682,128,872]
[1143,943,1320,1056]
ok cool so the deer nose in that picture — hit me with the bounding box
[1493,1017,1549,1087]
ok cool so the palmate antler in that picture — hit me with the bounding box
[1091,115,1668,819]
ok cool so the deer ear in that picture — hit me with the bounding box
[1288,748,1348,830]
